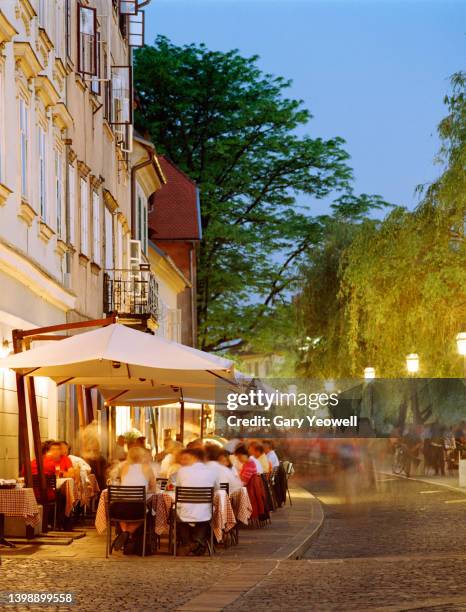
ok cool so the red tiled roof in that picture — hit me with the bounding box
[148,156,201,240]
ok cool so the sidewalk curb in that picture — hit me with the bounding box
[280,488,324,560]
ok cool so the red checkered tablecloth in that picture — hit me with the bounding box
[95,490,172,536]
[0,488,41,527]
[95,488,236,544]
[230,487,252,525]
[213,489,236,543]
[78,474,100,507]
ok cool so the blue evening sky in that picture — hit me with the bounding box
[144,0,466,215]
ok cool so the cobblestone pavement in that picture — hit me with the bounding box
[225,475,466,611]
[0,557,239,612]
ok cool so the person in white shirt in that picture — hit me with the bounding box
[205,444,242,494]
[60,441,91,485]
[175,448,219,555]
[263,440,280,469]
[159,440,183,477]
[248,452,264,474]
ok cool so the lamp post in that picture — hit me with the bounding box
[406,353,419,425]
[456,332,466,377]
[362,367,376,432]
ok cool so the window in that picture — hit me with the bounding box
[80,177,89,256]
[19,98,29,199]
[55,0,65,60]
[119,1,137,15]
[110,66,132,125]
[38,126,47,220]
[128,11,144,47]
[68,164,76,245]
[0,67,4,183]
[90,32,101,95]
[38,0,47,28]
[55,151,65,237]
[92,191,101,265]
[135,185,148,254]
[104,207,114,269]
[77,3,97,76]
[66,0,72,60]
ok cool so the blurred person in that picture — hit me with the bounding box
[430,421,446,476]
[60,441,91,485]
[112,446,156,551]
[113,435,127,461]
[263,440,279,468]
[31,441,74,477]
[186,438,204,449]
[175,448,219,556]
[402,425,423,478]
[159,440,183,477]
[205,445,242,494]
[234,445,258,485]
[249,442,270,474]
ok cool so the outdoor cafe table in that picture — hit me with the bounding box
[95,488,236,544]
[230,487,253,525]
[0,487,41,547]
[56,477,77,517]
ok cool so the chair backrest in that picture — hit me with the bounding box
[175,486,214,504]
[285,461,294,476]
[156,477,168,491]
[220,482,229,495]
[32,474,57,491]
[270,466,279,484]
[107,485,146,522]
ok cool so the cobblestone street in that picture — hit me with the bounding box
[226,476,466,611]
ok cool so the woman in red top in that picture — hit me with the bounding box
[234,445,257,485]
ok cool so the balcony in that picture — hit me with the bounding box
[103,264,158,329]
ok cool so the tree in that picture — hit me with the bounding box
[296,72,466,378]
[134,37,379,352]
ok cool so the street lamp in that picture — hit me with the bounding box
[406,353,419,375]
[405,353,419,427]
[364,367,376,380]
[456,332,466,377]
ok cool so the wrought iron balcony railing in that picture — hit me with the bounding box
[103,264,158,322]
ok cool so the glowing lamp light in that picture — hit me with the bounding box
[364,367,376,380]
[406,353,419,375]
[456,333,466,356]
[0,339,11,359]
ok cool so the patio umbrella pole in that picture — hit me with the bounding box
[16,373,32,488]
[84,387,94,424]
[178,390,185,444]
[27,378,47,532]
[200,403,205,440]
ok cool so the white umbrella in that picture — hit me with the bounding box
[0,323,234,387]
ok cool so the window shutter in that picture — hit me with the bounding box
[128,11,144,47]
[80,177,89,256]
[119,0,137,15]
[110,66,132,125]
[68,164,76,245]
[92,191,101,265]
[39,127,47,221]
[77,3,97,76]
[55,151,64,237]
[104,207,114,270]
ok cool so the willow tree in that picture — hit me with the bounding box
[341,72,466,377]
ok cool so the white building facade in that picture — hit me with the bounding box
[0,0,153,476]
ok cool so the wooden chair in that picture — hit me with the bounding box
[173,486,214,557]
[106,486,147,558]
[32,474,57,530]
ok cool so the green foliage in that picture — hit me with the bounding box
[297,72,466,378]
[134,37,378,352]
